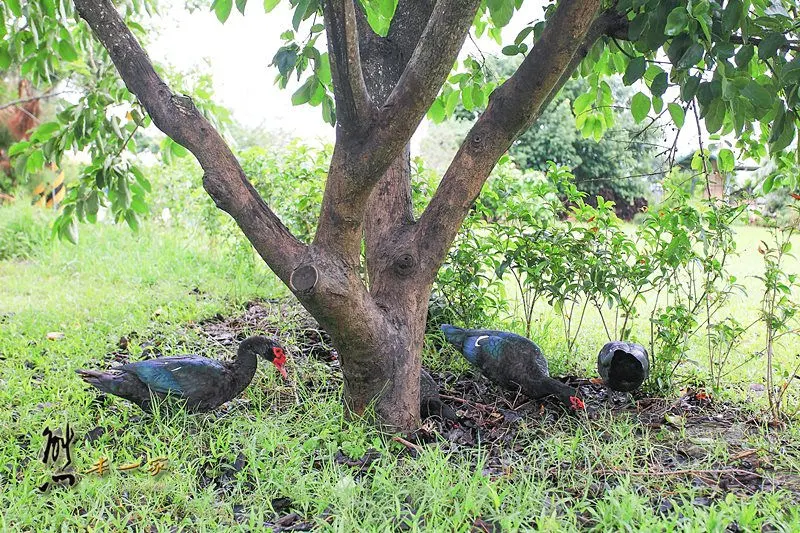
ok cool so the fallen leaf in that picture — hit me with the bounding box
[46,332,65,340]
[665,414,685,427]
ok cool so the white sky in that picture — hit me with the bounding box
[149,2,548,146]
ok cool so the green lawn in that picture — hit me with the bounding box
[1,203,799,531]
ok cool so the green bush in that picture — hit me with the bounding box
[432,158,746,393]
[241,142,330,243]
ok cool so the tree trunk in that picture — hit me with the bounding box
[337,300,427,431]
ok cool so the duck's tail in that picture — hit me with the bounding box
[440,324,466,349]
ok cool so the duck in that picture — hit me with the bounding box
[441,325,584,411]
[597,341,649,392]
[76,336,287,412]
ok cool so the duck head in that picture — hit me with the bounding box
[241,336,288,379]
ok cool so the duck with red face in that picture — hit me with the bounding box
[77,336,289,412]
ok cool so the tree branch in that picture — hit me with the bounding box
[0,90,73,112]
[323,0,373,134]
[72,0,305,283]
[363,0,481,172]
[414,0,604,278]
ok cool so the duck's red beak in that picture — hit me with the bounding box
[272,347,288,380]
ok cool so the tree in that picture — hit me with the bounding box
[4,0,800,430]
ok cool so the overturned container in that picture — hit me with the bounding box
[597,341,650,392]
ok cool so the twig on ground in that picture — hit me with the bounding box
[393,436,423,453]
[592,467,762,478]
[440,394,495,413]
[729,449,758,461]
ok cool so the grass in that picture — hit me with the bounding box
[1,201,800,531]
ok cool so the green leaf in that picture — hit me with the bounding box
[317,53,331,85]
[514,26,533,45]
[236,0,247,14]
[63,217,79,245]
[273,46,298,78]
[472,85,486,109]
[722,0,742,33]
[461,85,474,111]
[573,92,594,115]
[650,71,668,97]
[704,99,726,133]
[734,45,754,68]
[486,0,514,28]
[740,81,772,110]
[131,196,148,214]
[291,76,315,105]
[769,105,796,153]
[667,34,692,65]
[668,103,685,128]
[170,140,189,158]
[677,43,704,69]
[444,90,460,116]
[651,95,663,113]
[717,148,734,172]
[665,7,688,36]
[769,106,787,144]
[623,56,646,86]
[86,191,99,217]
[212,0,233,23]
[631,92,650,123]
[8,141,30,157]
[781,58,800,86]
[501,45,519,56]
[292,0,311,30]
[58,40,78,62]
[680,75,701,102]
[758,32,787,60]
[763,174,775,193]
[428,98,445,123]
[691,150,705,171]
[26,149,45,173]
[130,165,151,193]
[264,0,279,11]
[0,46,10,70]
[125,211,140,232]
[321,95,335,125]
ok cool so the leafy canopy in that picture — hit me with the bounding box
[2,0,799,239]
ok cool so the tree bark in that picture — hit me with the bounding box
[74,0,618,431]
